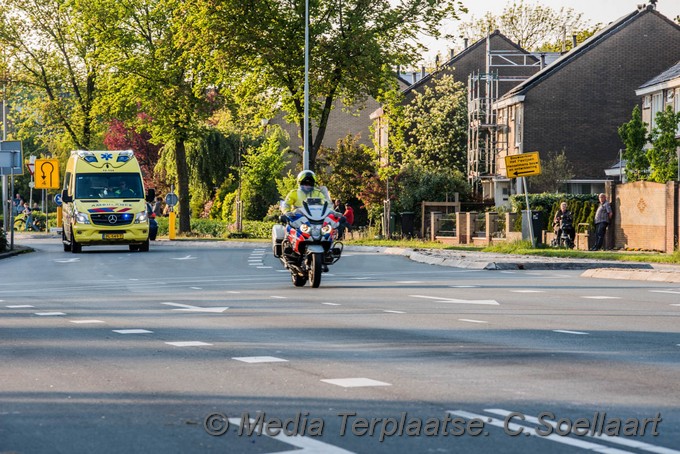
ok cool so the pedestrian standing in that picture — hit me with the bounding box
[591,193,612,251]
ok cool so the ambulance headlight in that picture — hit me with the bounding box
[74,209,90,224]
[135,210,148,224]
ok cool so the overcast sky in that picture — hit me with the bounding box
[419,0,680,63]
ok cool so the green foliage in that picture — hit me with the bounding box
[459,0,589,51]
[392,164,470,229]
[320,134,377,203]
[510,193,599,232]
[0,0,104,151]
[536,25,601,52]
[618,105,650,182]
[528,150,574,193]
[182,0,466,170]
[238,220,277,239]
[647,106,680,183]
[402,74,468,173]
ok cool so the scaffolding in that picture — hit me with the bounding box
[467,35,546,195]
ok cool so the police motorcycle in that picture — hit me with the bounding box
[272,198,343,288]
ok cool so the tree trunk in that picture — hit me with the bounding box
[174,137,191,233]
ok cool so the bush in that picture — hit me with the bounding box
[510,193,599,232]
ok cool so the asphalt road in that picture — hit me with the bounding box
[1,238,679,453]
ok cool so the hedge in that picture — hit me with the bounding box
[510,193,599,232]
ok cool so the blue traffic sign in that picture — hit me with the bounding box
[54,194,62,206]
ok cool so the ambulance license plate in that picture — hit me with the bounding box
[103,233,124,240]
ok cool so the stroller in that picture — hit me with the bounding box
[552,215,575,249]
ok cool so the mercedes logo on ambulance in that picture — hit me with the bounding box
[108,214,117,224]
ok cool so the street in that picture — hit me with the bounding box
[1,238,679,453]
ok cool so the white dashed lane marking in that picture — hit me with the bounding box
[6,305,34,308]
[553,330,589,335]
[511,290,545,293]
[165,341,213,347]
[650,290,680,295]
[232,356,288,363]
[70,320,105,324]
[459,319,488,324]
[270,296,287,299]
[581,296,621,299]
[113,329,153,334]
[383,310,406,314]
[322,303,341,306]
[35,312,65,316]
[321,378,391,388]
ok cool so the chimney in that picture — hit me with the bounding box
[397,65,401,77]
[421,65,426,78]
[412,72,417,84]
[464,38,469,48]
[449,48,455,60]
[435,55,440,69]
[572,34,578,49]
[540,54,546,69]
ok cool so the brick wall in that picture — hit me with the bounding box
[612,181,678,252]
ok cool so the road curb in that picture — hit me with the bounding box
[0,245,34,260]
[581,268,680,283]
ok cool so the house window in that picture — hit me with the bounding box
[651,93,663,131]
[643,95,651,109]
[514,107,523,146]
[667,90,675,103]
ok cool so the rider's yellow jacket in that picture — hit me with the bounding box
[281,187,331,212]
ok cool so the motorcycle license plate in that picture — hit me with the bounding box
[103,233,124,240]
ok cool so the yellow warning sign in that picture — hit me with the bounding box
[504,152,541,178]
[34,159,60,189]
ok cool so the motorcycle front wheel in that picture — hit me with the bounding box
[309,252,323,288]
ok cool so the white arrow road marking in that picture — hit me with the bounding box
[228,418,354,453]
[449,410,631,453]
[485,409,680,454]
[162,302,228,313]
[54,258,80,263]
[172,255,197,260]
[409,295,499,305]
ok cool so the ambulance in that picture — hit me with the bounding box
[61,150,152,253]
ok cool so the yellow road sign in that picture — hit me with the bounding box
[34,159,60,189]
[504,152,541,178]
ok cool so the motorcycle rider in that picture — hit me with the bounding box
[281,170,332,213]
[553,202,575,247]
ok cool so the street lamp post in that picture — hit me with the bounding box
[303,0,310,171]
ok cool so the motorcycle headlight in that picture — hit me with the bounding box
[322,224,333,234]
[300,224,311,233]
[311,225,322,239]
[74,209,90,224]
[135,210,149,224]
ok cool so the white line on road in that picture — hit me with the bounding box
[165,341,213,347]
[384,310,406,314]
[449,410,631,454]
[257,266,273,269]
[511,290,545,293]
[650,290,680,295]
[582,296,621,299]
[162,302,229,313]
[270,296,287,299]
[232,356,288,363]
[321,378,391,388]
[172,255,197,260]
[672,304,680,307]
[6,305,34,308]
[228,418,354,453]
[227,291,241,294]
[553,330,589,335]
[449,285,479,288]
[486,409,680,454]
[113,329,153,334]
[34,312,65,316]
[70,320,105,324]
[190,287,202,290]
[322,302,341,306]
[459,319,488,324]
[396,281,423,284]
[410,295,500,305]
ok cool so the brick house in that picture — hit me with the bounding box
[372,31,545,169]
[488,5,680,204]
[636,60,680,137]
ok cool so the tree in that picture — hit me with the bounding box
[459,0,589,51]
[0,0,103,152]
[89,0,221,233]
[320,134,377,203]
[536,25,601,52]
[617,105,649,182]
[182,0,466,171]
[104,116,163,191]
[402,73,468,173]
[647,106,680,183]
[528,150,574,193]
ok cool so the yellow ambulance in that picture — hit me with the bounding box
[61,150,152,253]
